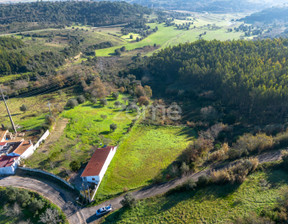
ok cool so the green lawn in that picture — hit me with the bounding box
[26,94,138,178]
[95,124,195,200]
[102,168,288,223]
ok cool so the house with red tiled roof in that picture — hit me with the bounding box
[0,156,19,175]
[81,146,117,185]
[13,140,34,159]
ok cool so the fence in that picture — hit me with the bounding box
[34,130,50,151]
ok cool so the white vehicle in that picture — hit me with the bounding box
[96,205,113,216]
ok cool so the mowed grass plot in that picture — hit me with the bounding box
[26,94,137,178]
[96,124,194,199]
[102,169,288,223]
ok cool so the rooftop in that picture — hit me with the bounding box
[81,146,115,177]
[0,142,21,155]
[0,156,19,168]
[0,130,8,141]
[13,141,32,155]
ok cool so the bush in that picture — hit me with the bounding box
[101,114,107,120]
[120,193,136,208]
[69,160,81,172]
[20,104,27,112]
[112,92,119,100]
[77,95,86,104]
[90,97,98,104]
[66,99,78,109]
[185,179,197,190]
[211,169,232,185]
[114,101,121,108]
[197,175,210,187]
[110,123,117,132]
[45,115,54,126]
[99,98,107,107]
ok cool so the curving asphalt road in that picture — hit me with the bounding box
[0,176,86,224]
[0,149,286,224]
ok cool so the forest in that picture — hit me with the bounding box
[0,1,152,27]
[129,39,288,124]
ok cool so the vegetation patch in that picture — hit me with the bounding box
[101,169,288,223]
[95,124,194,200]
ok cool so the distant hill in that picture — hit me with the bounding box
[128,0,285,13]
[240,6,288,24]
[0,1,152,26]
[1,0,287,13]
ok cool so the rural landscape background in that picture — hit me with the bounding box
[1,0,288,223]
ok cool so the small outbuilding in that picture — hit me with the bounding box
[0,156,19,175]
[81,146,117,185]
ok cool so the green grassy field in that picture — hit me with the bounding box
[0,90,69,132]
[26,94,138,178]
[96,13,246,57]
[102,168,288,223]
[95,124,195,200]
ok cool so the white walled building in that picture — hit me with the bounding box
[81,146,117,185]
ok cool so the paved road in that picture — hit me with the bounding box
[0,176,85,224]
[0,149,285,224]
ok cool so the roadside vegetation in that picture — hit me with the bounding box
[101,161,288,223]
[0,187,66,224]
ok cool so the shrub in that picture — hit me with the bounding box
[112,92,119,100]
[197,175,210,187]
[180,162,190,176]
[211,169,231,185]
[20,104,27,112]
[185,179,197,190]
[69,161,81,172]
[110,123,117,132]
[120,193,137,208]
[77,95,86,104]
[99,98,107,107]
[45,115,54,126]
[101,114,107,120]
[66,99,78,109]
[114,101,121,108]
[90,97,98,104]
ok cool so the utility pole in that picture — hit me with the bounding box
[0,87,17,134]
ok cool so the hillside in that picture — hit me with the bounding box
[241,6,288,24]
[0,1,151,32]
[128,39,288,124]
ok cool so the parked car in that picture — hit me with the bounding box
[96,205,113,216]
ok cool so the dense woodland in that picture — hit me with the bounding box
[0,37,28,75]
[129,39,288,124]
[0,1,151,27]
